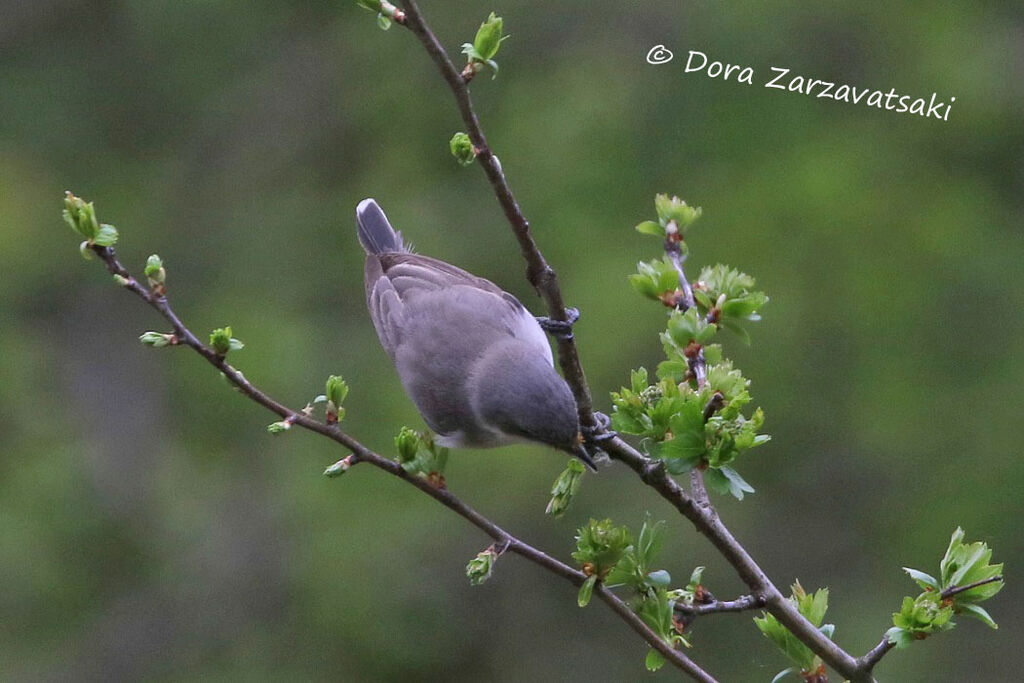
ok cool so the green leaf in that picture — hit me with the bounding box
[645,648,666,672]
[902,567,940,591]
[686,566,705,591]
[720,318,752,344]
[546,458,585,517]
[472,12,507,62]
[755,612,816,671]
[634,220,664,236]
[754,583,831,671]
[721,292,768,319]
[722,465,755,499]
[771,667,798,683]
[637,515,666,569]
[939,527,966,581]
[646,569,672,587]
[958,603,998,629]
[577,574,597,607]
[93,224,119,247]
[375,12,391,30]
[885,626,914,649]
[630,367,649,394]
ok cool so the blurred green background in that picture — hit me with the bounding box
[2,1,1021,680]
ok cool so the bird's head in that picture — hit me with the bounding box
[472,340,595,469]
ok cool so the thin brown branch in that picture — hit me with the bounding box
[941,575,1003,600]
[856,637,895,673]
[88,244,717,682]
[664,235,706,389]
[674,593,766,616]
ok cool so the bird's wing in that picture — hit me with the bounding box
[366,252,546,347]
[378,252,510,299]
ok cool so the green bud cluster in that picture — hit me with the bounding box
[139,331,176,347]
[323,455,354,478]
[394,427,449,482]
[324,375,349,423]
[209,326,244,355]
[267,420,292,434]
[142,254,167,295]
[63,191,118,258]
[572,516,690,670]
[886,528,1004,647]
[629,257,684,305]
[461,13,508,79]
[449,132,476,166]
[616,198,770,500]
[571,518,632,608]
[754,582,834,682]
[610,361,768,500]
[634,194,702,240]
[466,547,498,586]
[545,459,585,517]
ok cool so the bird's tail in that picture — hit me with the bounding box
[356,198,406,254]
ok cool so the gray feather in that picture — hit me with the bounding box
[356,198,405,254]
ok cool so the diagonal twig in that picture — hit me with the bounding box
[941,575,1003,600]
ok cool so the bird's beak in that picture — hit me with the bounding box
[572,439,598,472]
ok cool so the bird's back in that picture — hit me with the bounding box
[365,251,553,446]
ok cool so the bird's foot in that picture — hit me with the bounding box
[582,411,616,444]
[536,307,580,340]
[579,412,617,469]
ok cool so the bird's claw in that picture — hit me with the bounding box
[536,307,580,340]
[582,411,616,443]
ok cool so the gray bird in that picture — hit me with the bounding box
[357,198,595,469]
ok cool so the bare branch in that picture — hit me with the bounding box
[88,243,717,682]
[941,575,1003,600]
[675,593,766,617]
[857,637,895,673]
